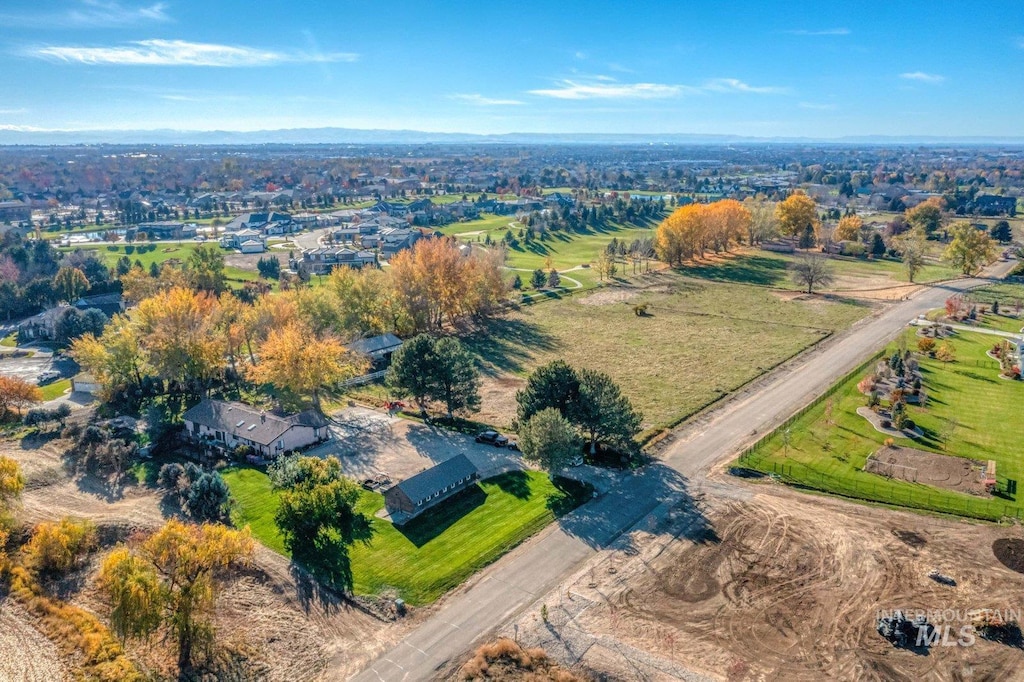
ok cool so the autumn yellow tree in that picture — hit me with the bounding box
[120,264,190,305]
[655,203,706,264]
[247,320,367,411]
[704,199,751,252]
[776,192,819,237]
[906,197,945,236]
[98,520,254,672]
[389,237,507,333]
[0,456,24,573]
[53,265,90,303]
[134,287,224,389]
[70,314,147,394]
[328,267,406,336]
[834,214,864,241]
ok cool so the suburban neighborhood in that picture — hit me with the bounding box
[2,3,1024,680]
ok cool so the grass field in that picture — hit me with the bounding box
[61,243,261,286]
[736,330,1024,521]
[441,214,659,272]
[466,270,870,436]
[682,250,958,291]
[0,333,15,347]
[38,379,71,401]
[222,467,589,605]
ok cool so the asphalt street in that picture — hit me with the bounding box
[352,263,1016,682]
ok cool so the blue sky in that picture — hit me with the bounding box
[1,0,1022,137]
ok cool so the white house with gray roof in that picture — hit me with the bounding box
[182,399,328,456]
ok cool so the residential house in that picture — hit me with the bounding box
[220,228,264,249]
[379,227,423,259]
[73,293,125,318]
[71,373,101,395]
[971,195,1017,216]
[131,221,195,240]
[17,306,68,341]
[301,247,377,274]
[225,212,294,234]
[347,333,403,371]
[240,239,266,254]
[383,454,479,522]
[0,199,32,223]
[182,399,328,457]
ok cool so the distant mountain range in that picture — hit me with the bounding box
[1,127,1023,146]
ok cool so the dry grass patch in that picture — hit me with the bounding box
[468,271,871,434]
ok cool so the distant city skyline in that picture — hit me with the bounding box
[1,0,1022,138]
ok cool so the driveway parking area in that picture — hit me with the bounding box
[305,406,623,494]
[306,406,524,482]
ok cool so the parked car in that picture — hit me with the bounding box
[507,440,520,452]
[37,370,61,384]
[475,430,509,447]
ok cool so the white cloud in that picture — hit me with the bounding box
[799,102,837,111]
[900,71,945,84]
[786,28,850,36]
[528,76,787,100]
[0,1,171,27]
[703,78,788,94]
[0,108,28,115]
[450,94,524,106]
[529,80,693,100]
[30,40,359,67]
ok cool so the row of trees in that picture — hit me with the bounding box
[653,199,752,264]
[73,237,510,409]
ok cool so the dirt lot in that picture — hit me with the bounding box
[866,446,989,496]
[0,432,416,680]
[508,482,1024,681]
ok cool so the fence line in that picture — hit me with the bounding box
[732,350,1024,522]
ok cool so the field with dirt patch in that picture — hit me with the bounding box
[465,270,872,435]
[509,483,1024,681]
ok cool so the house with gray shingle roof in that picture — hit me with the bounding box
[383,454,479,522]
[182,399,328,457]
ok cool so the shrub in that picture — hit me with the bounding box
[633,303,649,316]
[24,517,97,576]
[157,462,186,489]
[917,337,936,354]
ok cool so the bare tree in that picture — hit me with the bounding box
[791,255,834,294]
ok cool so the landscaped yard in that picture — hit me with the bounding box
[465,269,870,438]
[222,467,590,605]
[39,379,71,401]
[736,330,1024,521]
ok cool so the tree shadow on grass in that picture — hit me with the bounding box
[491,469,531,499]
[395,484,487,548]
[461,317,560,376]
[546,475,593,516]
[683,255,789,287]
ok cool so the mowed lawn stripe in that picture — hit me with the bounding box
[223,468,586,605]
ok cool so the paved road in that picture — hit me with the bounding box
[352,265,1015,682]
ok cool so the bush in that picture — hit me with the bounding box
[24,517,97,576]
[917,337,936,354]
[157,462,186,489]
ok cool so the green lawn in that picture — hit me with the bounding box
[466,269,870,437]
[682,250,958,291]
[222,467,590,605]
[0,333,15,347]
[61,243,262,286]
[443,215,659,272]
[39,379,71,401]
[737,331,1024,521]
